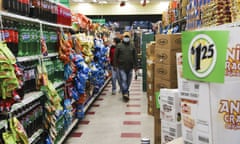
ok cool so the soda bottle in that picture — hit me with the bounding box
[29,24,34,55]
[17,0,23,15]
[51,1,57,23]
[3,0,9,10]
[18,23,30,56]
[12,21,19,57]
[30,0,40,18]
[22,0,30,16]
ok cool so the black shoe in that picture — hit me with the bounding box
[123,94,129,102]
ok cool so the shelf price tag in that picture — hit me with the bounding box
[182,30,229,83]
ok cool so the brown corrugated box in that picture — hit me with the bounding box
[155,34,181,49]
[147,81,154,94]
[154,48,181,65]
[154,77,178,93]
[154,109,161,144]
[154,63,177,81]
[147,62,154,82]
[146,42,156,60]
[147,89,155,116]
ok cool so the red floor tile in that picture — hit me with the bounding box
[96,98,104,101]
[123,121,141,125]
[125,112,141,115]
[101,92,107,96]
[79,120,90,125]
[126,104,141,107]
[70,132,82,137]
[121,132,141,138]
[92,104,100,107]
[86,111,95,115]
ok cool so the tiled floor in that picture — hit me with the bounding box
[65,74,154,144]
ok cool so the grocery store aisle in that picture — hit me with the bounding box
[65,72,154,144]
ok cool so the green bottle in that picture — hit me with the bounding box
[18,24,25,57]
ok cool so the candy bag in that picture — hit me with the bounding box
[2,131,17,144]
[10,117,29,144]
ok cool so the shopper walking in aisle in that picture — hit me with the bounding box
[109,37,121,95]
[113,32,138,101]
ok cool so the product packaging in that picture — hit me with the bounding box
[160,89,181,123]
[161,120,182,144]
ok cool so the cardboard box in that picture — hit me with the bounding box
[148,103,154,116]
[148,90,157,116]
[147,81,154,94]
[154,113,161,144]
[146,42,156,59]
[160,89,181,122]
[154,110,161,144]
[147,91,154,105]
[154,48,181,65]
[177,53,213,144]
[154,63,177,81]
[155,34,181,49]
[154,77,178,93]
[161,120,182,144]
[177,51,240,144]
[147,61,154,82]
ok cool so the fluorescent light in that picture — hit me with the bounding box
[140,0,150,4]
[98,0,108,4]
[72,0,84,2]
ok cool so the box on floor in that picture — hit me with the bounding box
[161,120,182,144]
[177,38,240,144]
[160,89,181,123]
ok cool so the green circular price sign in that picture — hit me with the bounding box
[182,30,229,83]
[188,34,217,78]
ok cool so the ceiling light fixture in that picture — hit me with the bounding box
[98,0,108,4]
[120,1,126,7]
[140,0,150,6]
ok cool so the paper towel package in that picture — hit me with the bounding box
[160,89,181,123]
[161,119,182,144]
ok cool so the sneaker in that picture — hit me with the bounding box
[112,92,116,95]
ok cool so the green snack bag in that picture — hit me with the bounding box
[10,117,29,144]
[0,42,16,64]
[2,131,17,144]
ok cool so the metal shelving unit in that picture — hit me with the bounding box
[57,77,111,144]
[0,11,71,29]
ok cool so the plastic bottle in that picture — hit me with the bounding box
[18,23,30,56]
[30,0,40,18]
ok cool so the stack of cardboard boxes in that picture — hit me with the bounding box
[146,34,182,144]
[159,89,182,144]
[146,42,156,116]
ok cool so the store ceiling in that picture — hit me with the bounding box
[70,0,164,4]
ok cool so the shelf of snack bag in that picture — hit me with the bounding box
[160,0,187,34]
[53,13,112,143]
[0,1,75,143]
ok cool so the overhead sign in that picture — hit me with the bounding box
[92,19,106,24]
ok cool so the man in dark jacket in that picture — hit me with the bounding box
[113,31,137,101]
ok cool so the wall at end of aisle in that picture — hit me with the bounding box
[70,1,169,15]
